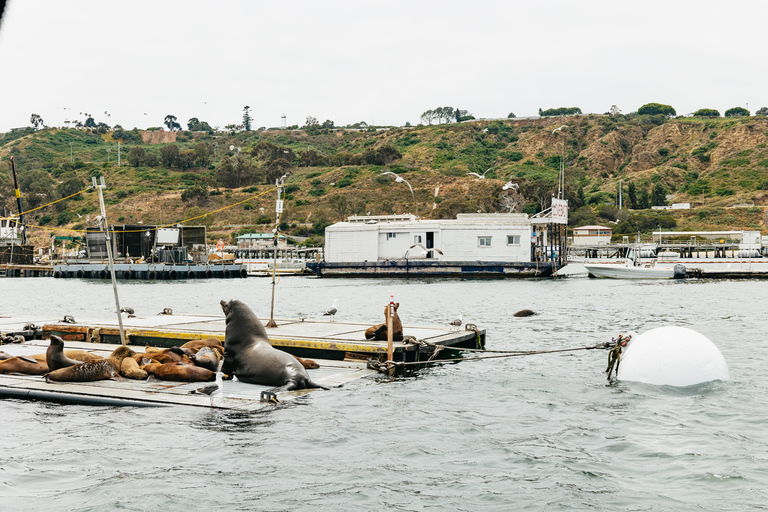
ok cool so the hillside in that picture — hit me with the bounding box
[2,114,768,250]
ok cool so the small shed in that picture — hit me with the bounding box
[572,225,612,245]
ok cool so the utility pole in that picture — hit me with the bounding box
[266,174,287,328]
[9,156,26,245]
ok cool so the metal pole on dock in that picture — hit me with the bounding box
[8,156,26,245]
[93,176,126,345]
[266,175,287,329]
[387,296,394,376]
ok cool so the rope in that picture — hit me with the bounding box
[370,341,618,372]
[0,186,93,221]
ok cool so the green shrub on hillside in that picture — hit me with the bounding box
[638,103,676,117]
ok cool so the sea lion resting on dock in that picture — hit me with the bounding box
[365,302,403,341]
[142,362,215,382]
[46,346,135,382]
[0,341,103,375]
[219,299,328,391]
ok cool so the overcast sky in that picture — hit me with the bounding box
[1,0,766,133]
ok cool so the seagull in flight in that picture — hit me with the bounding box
[449,314,463,330]
[467,168,494,179]
[378,171,414,198]
[323,299,338,322]
[190,371,224,407]
[408,243,444,257]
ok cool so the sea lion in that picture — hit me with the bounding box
[133,347,191,365]
[365,302,404,341]
[190,346,221,372]
[121,357,148,380]
[181,338,224,351]
[143,362,215,382]
[295,356,320,370]
[46,335,82,371]
[513,309,536,317]
[219,299,329,391]
[46,346,135,382]
[0,356,47,375]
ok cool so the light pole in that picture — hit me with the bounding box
[552,125,568,199]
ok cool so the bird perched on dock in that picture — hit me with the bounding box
[449,314,463,330]
[62,315,76,324]
[158,308,173,316]
[120,307,135,318]
[323,299,338,322]
[190,371,224,407]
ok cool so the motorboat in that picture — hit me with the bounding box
[584,258,686,279]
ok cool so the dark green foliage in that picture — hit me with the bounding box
[638,103,676,116]
[309,188,326,196]
[539,107,582,117]
[724,107,750,117]
[651,183,667,206]
[693,109,720,117]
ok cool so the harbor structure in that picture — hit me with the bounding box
[308,200,568,277]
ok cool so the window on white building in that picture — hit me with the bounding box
[386,233,397,240]
[478,236,492,247]
[414,235,422,244]
[507,235,520,245]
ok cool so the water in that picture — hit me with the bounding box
[3,270,768,511]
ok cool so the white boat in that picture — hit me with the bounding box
[584,259,686,279]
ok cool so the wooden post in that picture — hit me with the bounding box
[386,296,394,375]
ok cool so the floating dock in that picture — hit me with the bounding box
[306,260,555,278]
[0,314,486,409]
[52,262,247,280]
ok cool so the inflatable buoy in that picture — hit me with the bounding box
[124,270,134,280]
[99,270,107,279]
[168,270,178,280]
[53,271,62,279]
[76,269,85,278]
[148,271,157,280]
[617,326,729,386]
[223,269,231,279]
[187,270,196,279]
[204,269,213,279]
[239,268,248,278]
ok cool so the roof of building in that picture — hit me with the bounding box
[573,225,612,231]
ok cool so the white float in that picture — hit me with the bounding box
[617,326,729,386]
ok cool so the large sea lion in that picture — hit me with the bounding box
[220,299,328,391]
[46,335,81,371]
[46,346,135,382]
[142,362,215,382]
[365,302,404,341]
[121,357,148,380]
[513,309,536,317]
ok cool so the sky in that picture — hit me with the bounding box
[1,0,766,133]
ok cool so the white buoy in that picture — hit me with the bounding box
[617,326,729,386]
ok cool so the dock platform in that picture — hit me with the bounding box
[0,314,485,408]
[0,338,373,410]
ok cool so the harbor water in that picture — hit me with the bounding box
[2,267,768,511]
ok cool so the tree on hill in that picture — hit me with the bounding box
[29,113,44,129]
[243,106,252,131]
[637,103,676,117]
[651,182,667,206]
[539,107,582,117]
[128,147,147,167]
[693,109,720,117]
[507,112,516,118]
[756,107,768,116]
[161,144,180,167]
[724,107,750,117]
[164,114,181,131]
[84,116,96,128]
[187,117,213,131]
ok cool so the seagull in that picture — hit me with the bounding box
[159,308,173,315]
[449,314,463,330]
[120,307,134,315]
[408,243,444,258]
[323,299,338,322]
[467,167,494,179]
[190,371,224,407]
[378,171,415,198]
[502,181,519,191]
